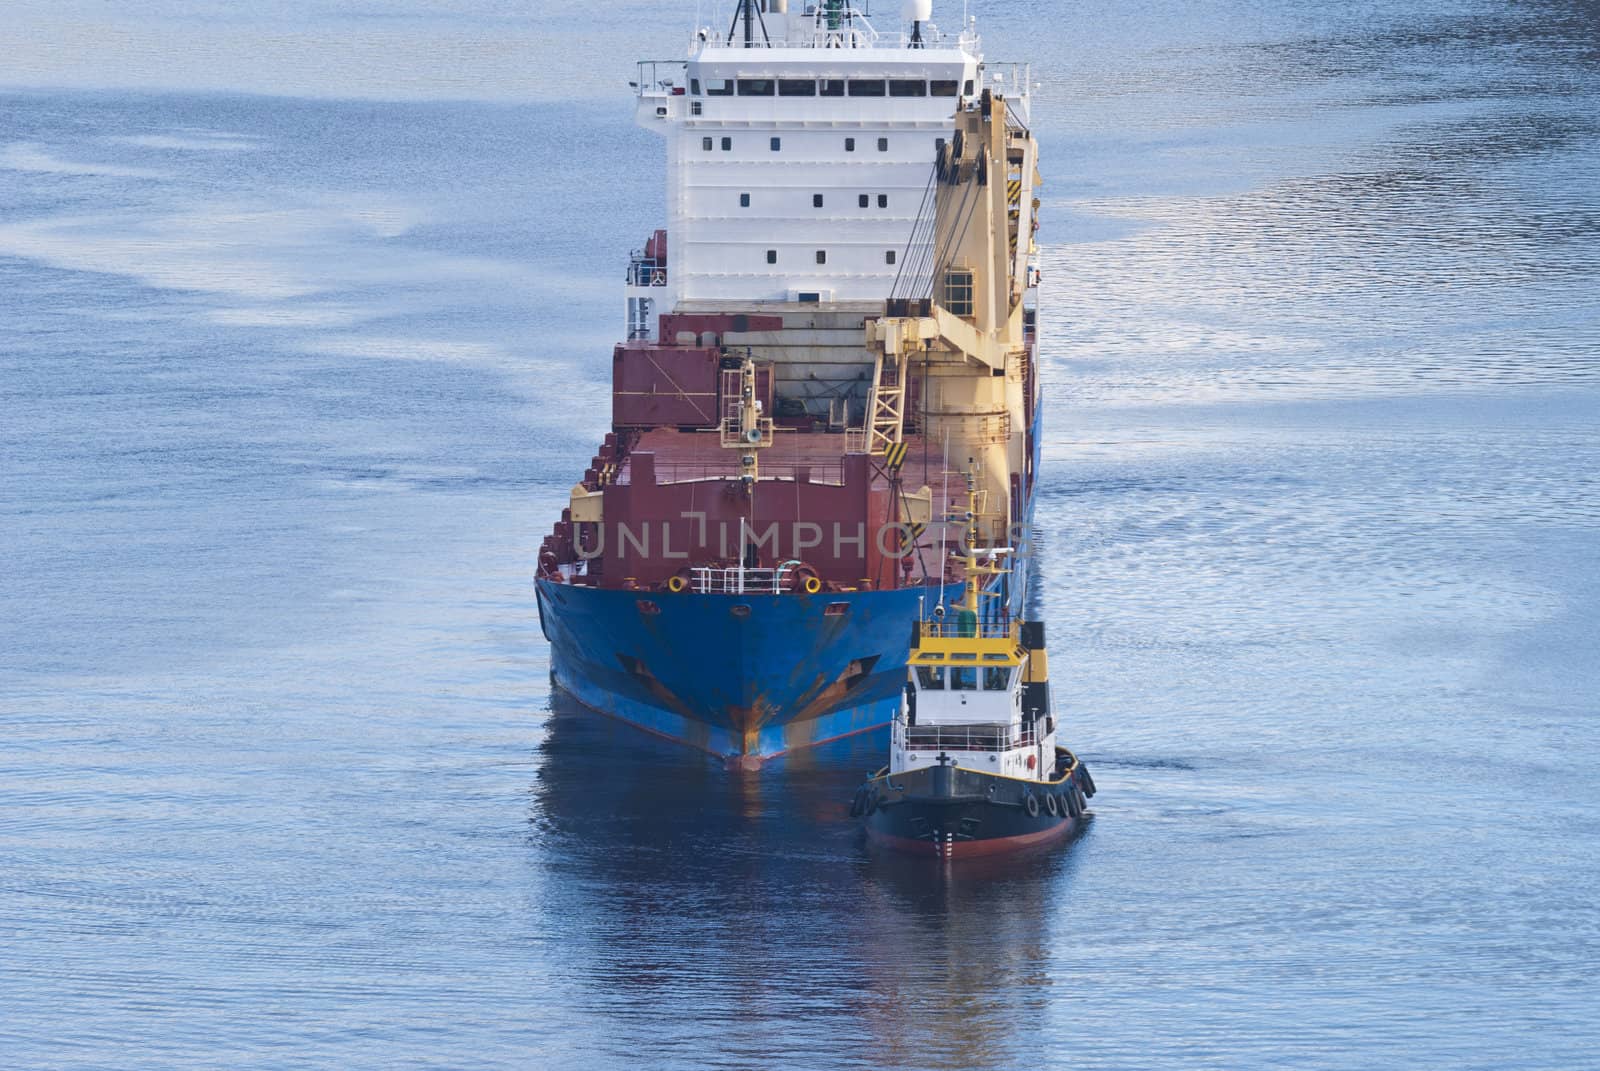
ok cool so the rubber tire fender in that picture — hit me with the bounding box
[863,791,880,817]
[849,787,866,818]
[1080,766,1097,798]
[1023,793,1041,818]
[1064,791,1081,819]
[1075,785,1088,815]
[1043,792,1060,818]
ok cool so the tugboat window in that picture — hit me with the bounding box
[820,79,846,97]
[950,668,978,691]
[848,79,887,97]
[706,78,734,96]
[931,79,959,97]
[690,78,701,95]
[778,79,816,96]
[916,666,945,690]
[983,667,1012,691]
[964,79,975,95]
[889,79,927,97]
[737,79,774,96]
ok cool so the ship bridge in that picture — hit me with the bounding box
[627,1,1029,319]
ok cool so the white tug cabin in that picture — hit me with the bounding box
[892,468,1056,781]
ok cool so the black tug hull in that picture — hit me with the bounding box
[854,749,1095,859]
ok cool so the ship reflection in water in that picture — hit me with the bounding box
[529,689,1090,1067]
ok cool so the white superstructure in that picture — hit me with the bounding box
[627,2,1032,338]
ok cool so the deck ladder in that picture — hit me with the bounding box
[864,351,906,456]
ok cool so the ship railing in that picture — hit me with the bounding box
[627,253,667,287]
[920,619,1013,640]
[614,459,846,486]
[984,62,1034,106]
[691,564,795,595]
[633,60,687,98]
[894,717,1036,754]
[689,23,978,53]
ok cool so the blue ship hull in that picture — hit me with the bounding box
[536,405,1043,762]
[537,580,963,760]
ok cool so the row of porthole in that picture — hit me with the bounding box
[700,135,892,153]
[760,249,899,266]
[736,192,891,209]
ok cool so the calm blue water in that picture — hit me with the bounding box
[3,2,1598,1068]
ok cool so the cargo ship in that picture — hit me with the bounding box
[535,0,1044,765]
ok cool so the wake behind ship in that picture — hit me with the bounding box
[536,1,1045,763]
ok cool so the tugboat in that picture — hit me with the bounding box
[850,467,1096,858]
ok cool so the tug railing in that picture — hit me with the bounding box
[895,717,1037,754]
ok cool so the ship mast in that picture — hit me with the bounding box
[926,458,1008,637]
[729,0,770,48]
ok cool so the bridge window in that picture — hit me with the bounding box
[778,79,816,96]
[916,666,945,691]
[889,79,927,97]
[965,78,975,95]
[950,667,978,691]
[878,137,889,151]
[721,136,732,151]
[813,193,824,207]
[848,79,886,97]
[706,78,733,97]
[738,79,775,96]
[815,250,827,265]
[931,79,959,97]
[858,194,869,208]
[877,194,888,208]
[844,136,855,151]
[690,78,701,95]
[944,269,974,316]
[885,250,896,265]
[820,79,845,97]
[983,667,1013,691]
[770,136,782,151]
[766,249,777,264]
[740,193,750,207]
[702,137,713,151]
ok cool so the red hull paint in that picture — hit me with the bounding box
[865,817,1079,859]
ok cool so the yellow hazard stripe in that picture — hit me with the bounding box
[884,441,908,469]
